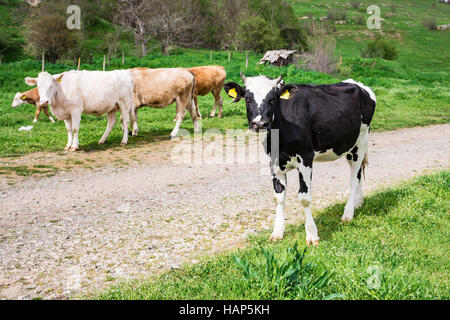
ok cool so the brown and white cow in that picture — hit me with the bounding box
[187,66,226,118]
[11,87,55,123]
[130,67,199,138]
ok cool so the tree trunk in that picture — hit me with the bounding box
[141,40,147,56]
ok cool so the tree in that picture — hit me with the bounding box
[237,16,282,53]
[147,0,207,55]
[23,12,81,63]
[113,0,152,56]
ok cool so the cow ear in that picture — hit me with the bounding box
[53,74,63,83]
[277,84,297,100]
[224,81,245,103]
[25,77,37,86]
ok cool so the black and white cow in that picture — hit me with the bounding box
[224,73,376,245]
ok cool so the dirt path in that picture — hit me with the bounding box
[0,124,449,299]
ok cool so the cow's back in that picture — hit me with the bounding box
[131,68,194,108]
[188,66,226,96]
[57,70,133,115]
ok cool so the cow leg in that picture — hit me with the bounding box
[297,162,319,246]
[98,111,117,145]
[210,87,223,118]
[63,118,73,151]
[69,111,82,151]
[186,97,200,133]
[270,172,287,241]
[43,106,55,123]
[342,129,369,222]
[130,108,138,136]
[171,97,188,137]
[190,95,201,119]
[116,103,130,146]
[33,105,42,123]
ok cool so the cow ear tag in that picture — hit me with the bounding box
[57,77,62,83]
[21,95,27,100]
[280,90,290,100]
[228,87,237,98]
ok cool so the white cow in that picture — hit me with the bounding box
[25,70,134,151]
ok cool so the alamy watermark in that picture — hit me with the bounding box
[367,5,382,29]
[66,5,81,30]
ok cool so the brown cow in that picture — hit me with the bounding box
[187,66,226,118]
[11,87,55,123]
[130,67,199,137]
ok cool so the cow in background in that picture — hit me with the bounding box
[130,67,199,138]
[224,73,376,245]
[11,88,55,123]
[187,66,226,118]
[25,70,134,151]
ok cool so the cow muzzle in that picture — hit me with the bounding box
[252,119,268,130]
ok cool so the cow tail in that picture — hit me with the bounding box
[362,151,369,180]
[188,70,197,115]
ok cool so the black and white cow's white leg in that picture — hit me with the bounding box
[270,172,287,241]
[342,127,369,222]
[297,161,319,246]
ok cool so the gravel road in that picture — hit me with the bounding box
[0,124,449,299]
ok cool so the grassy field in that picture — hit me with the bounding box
[95,171,449,300]
[0,0,449,157]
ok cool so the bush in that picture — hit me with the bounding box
[361,35,398,60]
[327,10,346,21]
[350,1,361,9]
[299,22,337,74]
[422,17,437,30]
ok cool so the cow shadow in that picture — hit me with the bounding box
[79,129,176,153]
[284,187,405,242]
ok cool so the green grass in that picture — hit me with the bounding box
[96,171,450,300]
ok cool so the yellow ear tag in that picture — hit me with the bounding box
[280,90,290,100]
[21,95,27,100]
[57,77,62,83]
[228,88,237,98]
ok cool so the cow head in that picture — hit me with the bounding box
[11,93,28,108]
[224,72,283,131]
[25,72,63,105]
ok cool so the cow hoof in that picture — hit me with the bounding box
[69,147,79,152]
[306,239,320,246]
[209,114,215,118]
[132,131,138,137]
[341,215,353,222]
[306,234,319,246]
[64,146,71,151]
[120,141,128,147]
[218,114,223,118]
[173,118,177,122]
[33,119,38,123]
[98,140,105,145]
[270,233,283,242]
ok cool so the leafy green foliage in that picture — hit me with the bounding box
[232,244,341,299]
[237,16,282,53]
[361,35,398,60]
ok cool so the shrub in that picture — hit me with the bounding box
[327,10,346,21]
[299,22,337,74]
[422,17,437,30]
[354,15,364,25]
[350,1,361,9]
[361,35,398,60]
